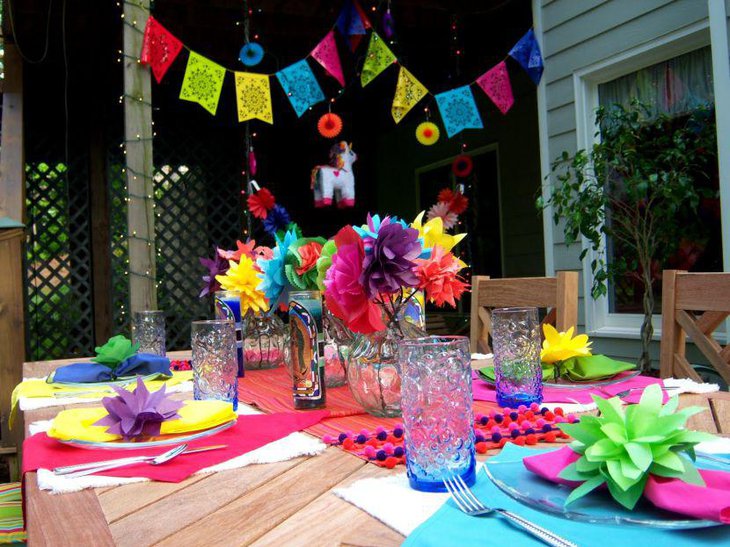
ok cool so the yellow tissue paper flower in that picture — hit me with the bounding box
[540,324,592,364]
[216,256,269,314]
[411,211,466,252]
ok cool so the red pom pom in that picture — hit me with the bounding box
[544,411,555,421]
[386,435,398,444]
[475,442,488,454]
[513,436,526,446]
[498,438,508,448]
[342,438,355,450]
[384,457,399,469]
[554,407,564,417]
[502,417,511,427]
[524,411,535,420]
[525,434,538,445]
[366,439,379,447]
[543,432,557,443]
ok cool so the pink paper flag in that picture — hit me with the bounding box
[311,31,345,87]
[476,61,514,115]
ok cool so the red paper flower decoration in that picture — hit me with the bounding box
[437,188,469,215]
[415,246,469,307]
[247,188,276,219]
[318,113,343,139]
[452,154,473,178]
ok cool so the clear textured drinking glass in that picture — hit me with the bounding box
[398,336,476,492]
[191,319,238,411]
[214,290,244,377]
[131,310,166,356]
[492,307,543,407]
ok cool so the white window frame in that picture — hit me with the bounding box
[572,20,726,341]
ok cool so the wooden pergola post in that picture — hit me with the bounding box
[123,0,157,313]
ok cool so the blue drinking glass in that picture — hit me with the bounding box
[492,307,543,408]
[214,290,244,377]
[398,336,476,492]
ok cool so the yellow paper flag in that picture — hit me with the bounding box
[361,32,396,87]
[179,51,226,115]
[234,72,273,124]
[391,67,428,124]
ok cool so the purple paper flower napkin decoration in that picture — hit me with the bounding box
[360,223,420,298]
[199,250,230,298]
[94,377,184,441]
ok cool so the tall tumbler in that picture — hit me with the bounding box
[132,310,166,356]
[399,336,476,492]
[191,319,238,411]
[492,307,543,408]
[214,290,244,377]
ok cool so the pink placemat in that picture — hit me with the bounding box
[473,371,667,405]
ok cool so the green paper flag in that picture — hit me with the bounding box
[361,32,396,87]
[180,51,226,115]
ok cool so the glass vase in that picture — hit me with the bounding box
[242,310,287,370]
[399,336,476,492]
[347,315,425,418]
[322,302,352,388]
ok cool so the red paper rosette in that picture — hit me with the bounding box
[452,154,473,178]
[318,113,343,139]
[247,188,276,219]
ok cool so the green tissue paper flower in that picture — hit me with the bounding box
[91,335,139,369]
[557,384,716,510]
[284,237,327,291]
[315,239,337,291]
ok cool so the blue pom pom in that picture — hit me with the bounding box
[491,432,502,442]
[239,42,264,67]
[393,446,404,457]
[542,424,552,433]
[376,431,387,441]
[493,414,503,424]
[376,450,387,461]
[541,407,549,414]
[510,429,521,438]
[525,428,535,435]
[479,416,488,425]
[475,433,485,443]
[393,428,404,438]
[338,433,348,443]
[509,411,518,421]
[356,434,367,444]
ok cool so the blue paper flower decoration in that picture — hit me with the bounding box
[263,205,291,236]
[257,228,298,305]
[239,42,264,67]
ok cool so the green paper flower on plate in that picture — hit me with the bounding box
[91,335,139,370]
[557,384,716,510]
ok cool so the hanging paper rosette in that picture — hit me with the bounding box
[416,122,440,146]
[452,154,473,178]
[318,113,343,138]
[239,42,265,67]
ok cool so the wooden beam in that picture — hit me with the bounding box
[123,0,157,311]
[0,45,25,223]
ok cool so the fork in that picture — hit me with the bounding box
[597,385,679,399]
[443,474,577,547]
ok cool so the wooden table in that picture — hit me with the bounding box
[20,356,730,546]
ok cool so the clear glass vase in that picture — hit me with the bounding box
[242,310,287,370]
[323,302,353,388]
[347,316,426,418]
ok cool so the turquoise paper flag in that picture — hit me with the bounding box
[434,85,483,138]
[276,60,325,117]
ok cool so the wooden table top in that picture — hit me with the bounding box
[20,356,730,546]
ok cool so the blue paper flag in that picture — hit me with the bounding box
[509,28,544,85]
[434,85,483,139]
[276,60,325,117]
[337,0,366,39]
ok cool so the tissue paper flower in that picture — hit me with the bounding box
[360,223,420,298]
[216,255,269,314]
[247,188,276,219]
[325,226,386,334]
[414,245,469,307]
[426,201,458,230]
[411,211,466,252]
[557,384,716,510]
[315,239,338,291]
[217,240,258,262]
[318,113,343,138]
[540,324,593,364]
[199,250,230,298]
[91,335,139,368]
[263,204,291,236]
[284,237,326,290]
[258,228,298,305]
[94,377,184,441]
[438,188,469,214]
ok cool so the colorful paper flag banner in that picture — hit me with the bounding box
[361,32,396,87]
[435,85,484,138]
[336,0,371,51]
[234,72,273,124]
[476,61,514,114]
[140,16,183,84]
[179,51,226,115]
[276,59,325,117]
[311,31,345,87]
[391,67,428,124]
[509,29,544,85]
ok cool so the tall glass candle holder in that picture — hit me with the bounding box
[191,319,238,411]
[398,336,476,492]
[492,307,543,407]
[289,290,326,409]
[214,290,244,377]
[132,310,166,356]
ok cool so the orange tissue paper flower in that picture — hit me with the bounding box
[295,241,324,275]
[415,246,469,307]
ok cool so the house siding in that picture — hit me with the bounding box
[535,0,713,363]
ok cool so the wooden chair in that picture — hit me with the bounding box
[659,270,730,385]
[469,271,579,353]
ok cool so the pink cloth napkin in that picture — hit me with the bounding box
[472,371,667,405]
[524,446,730,523]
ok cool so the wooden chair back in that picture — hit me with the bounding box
[659,270,730,384]
[469,271,579,353]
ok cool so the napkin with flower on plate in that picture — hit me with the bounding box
[523,384,730,523]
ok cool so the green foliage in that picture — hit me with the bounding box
[557,384,716,509]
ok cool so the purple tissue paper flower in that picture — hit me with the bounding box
[199,250,230,298]
[360,223,420,298]
[94,377,184,441]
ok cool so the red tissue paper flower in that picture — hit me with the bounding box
[437,187,469,215]
[318,113,343,139]
[247,188,276,219]
[415,246,470,307]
